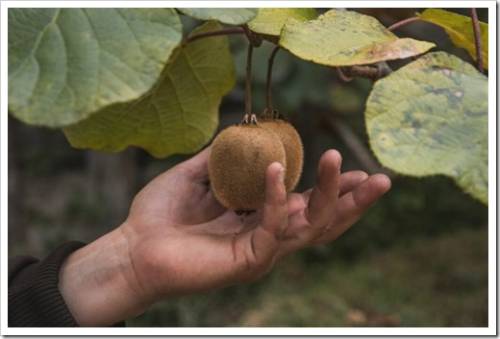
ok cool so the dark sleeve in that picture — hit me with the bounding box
[8,241,85,327]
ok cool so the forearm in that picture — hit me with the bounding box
[58,226,149,326]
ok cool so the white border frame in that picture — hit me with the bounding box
[1,1,496,336]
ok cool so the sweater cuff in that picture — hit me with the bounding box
[9,241,85,327]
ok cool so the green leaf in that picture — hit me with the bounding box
[279,9,435,67]
[248,8,317,36]
[8,9,182,127]
[63,21,236,158]
[365,52,488,204]
[418,9,488,69]
[178,8,257,25]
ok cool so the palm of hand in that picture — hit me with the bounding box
[120,146,390,300]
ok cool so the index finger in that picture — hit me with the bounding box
[313,174,391,245]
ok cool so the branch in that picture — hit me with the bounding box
[321,113,395,178]
[336,67,353,82]
[387,16,421,31]
[470,8,484,72]
[185,27,245,43]
[349,66,381,80]
[336,63,392,82]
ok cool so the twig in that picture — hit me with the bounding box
[351,64,392,79]
[245,43,254,115]
[470,8,484,72]
[322,113,395,178]
[265,46,280,112]
[387,16,421,31]
[336,67,353,82]
[350,66,379,80]
[337,64,392,82]
[185,27,245,43]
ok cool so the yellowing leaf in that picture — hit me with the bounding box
[63,22,236,158]
[248,8,317,36]
[8,9,182,127]
[366,52,488,204]
[279,9,435,67]
[418,9,488,69]
[178,8,257,25]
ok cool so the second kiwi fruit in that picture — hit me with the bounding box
[260,118,304,192]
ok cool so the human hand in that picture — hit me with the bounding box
[59,146,391,326]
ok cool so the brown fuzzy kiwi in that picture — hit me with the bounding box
[260,119,304,192]
[208,124,286,210]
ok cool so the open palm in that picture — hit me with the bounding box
[120,146,391,302]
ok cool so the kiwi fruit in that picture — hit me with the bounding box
[208,124,286,210]
[260,119,304,192]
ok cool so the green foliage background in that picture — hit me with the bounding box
[9,7,488,203]
[8,8,488,327]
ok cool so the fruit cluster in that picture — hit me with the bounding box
[208,117,303,210]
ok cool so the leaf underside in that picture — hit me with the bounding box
[8,8,182,127]
[418,9,488,69]
[279,9,435,67]
[365,52,488,204]
[63,21,236,158]
[248,8,317,36]
[178,8,257,25]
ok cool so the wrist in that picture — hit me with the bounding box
[58,224,150,326]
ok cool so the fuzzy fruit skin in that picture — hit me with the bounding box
[261,119,304,192]
[208,124,286,210]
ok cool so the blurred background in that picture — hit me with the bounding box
[8,8,488,327]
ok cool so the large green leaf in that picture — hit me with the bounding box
[365,52,488,204]
[279,9,435,67]
[248,8,317,36]
[178,8,257,25]
[8,8,182,127]
[63,21,236,158]
[418,9,488,69]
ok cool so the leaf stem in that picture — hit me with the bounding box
[245,43,254,116]
[387,16,421,31]
[242,24,263,47]
[185,27,245,43]
[470,8,484,72]
[265,46,280,113]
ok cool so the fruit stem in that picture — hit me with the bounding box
[470,8,484,72]
[245,42,254,116]
[265,46,280,113]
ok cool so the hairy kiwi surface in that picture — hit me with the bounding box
[261,119,304,191]
[208,124,286,210]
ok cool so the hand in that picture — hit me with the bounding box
[59,147,391,326]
